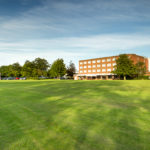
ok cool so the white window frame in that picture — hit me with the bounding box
[102,69,106,72]
[102,59,106,62]
[107,68,111,72]
[102,64,106,67]
[107,63,111,67]
[113,63,116,66]
[112,58,116,61]
[107,58,111,62]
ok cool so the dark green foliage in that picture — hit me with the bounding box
[22,60,35,77]
[0,65,11,77]
[66,61,76,78]
[33,58,49,71]
[49,59,66,78]
[11,62,22,77]
[0,58,70,79]
[135,62,146,78]
[32,58,50,77]
[113,54,136,80]
[0,58,50,78]
[0,63,22,77]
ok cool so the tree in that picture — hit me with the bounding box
[113,54,136,80]
[135,62,146,79]
[33,58,49,71]
[11,62,22,77]
[22,60,35,77]
[33,58,50,77]
[22,58,49,78]
[50,59,66,78]
[0,65,11,77]
[66,61,76,78]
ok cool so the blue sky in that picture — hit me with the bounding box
[0,0,150,68]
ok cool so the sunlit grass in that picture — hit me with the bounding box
[0,80,150,150]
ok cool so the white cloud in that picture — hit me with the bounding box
[0,34,150,52]
[0,0,150,68]
[0,33,150,68]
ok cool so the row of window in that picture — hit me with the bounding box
[80,58,116,65]
[80,63,116,69]
[80,68,115,73]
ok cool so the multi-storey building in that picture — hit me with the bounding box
[74,54,150,80]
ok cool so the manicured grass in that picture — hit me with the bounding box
[0,80,150,150]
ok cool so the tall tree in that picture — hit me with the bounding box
[113,54,136,80]
[22,60,35,77]
[0,65,11,77]
[66,61,76,78]
[33,58,49,71]
[33,58,49,77]
[50,59,66,78]
[135,62,146,78]
[11,62,22,77]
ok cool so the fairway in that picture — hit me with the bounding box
[0,80,150,150]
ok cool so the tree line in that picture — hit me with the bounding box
[113,54,147,80]
[0,58,76,79]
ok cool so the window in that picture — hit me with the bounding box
[80,66,83,69]
[113,63,116,66]
[102,64,106,67]
[97,60,100,63]
[84,66,87,68]
[88,70,91,73]
[102,69,106,72]
[84,61,87,64]
[97,64,101,67]
[102,59,106,62]
[92,69,96,72]
[84,70,87,73]
[88,61,91,64]
[93,65,96,68]
[80,71,83,73]
[107,63,111,67]
[92,60,96,63]
[80,62,83,65]
[107,58,111,62]
[112,58,116,61]
[107,68,111,72]
[88,65,91,68]
[97,69,101,72]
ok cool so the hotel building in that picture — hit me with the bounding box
[74,54,150,80]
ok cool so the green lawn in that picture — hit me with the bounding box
[0,80,150,150]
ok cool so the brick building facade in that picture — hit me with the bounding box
[74,54,150,80]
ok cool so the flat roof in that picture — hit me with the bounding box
[79,54,146,61]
